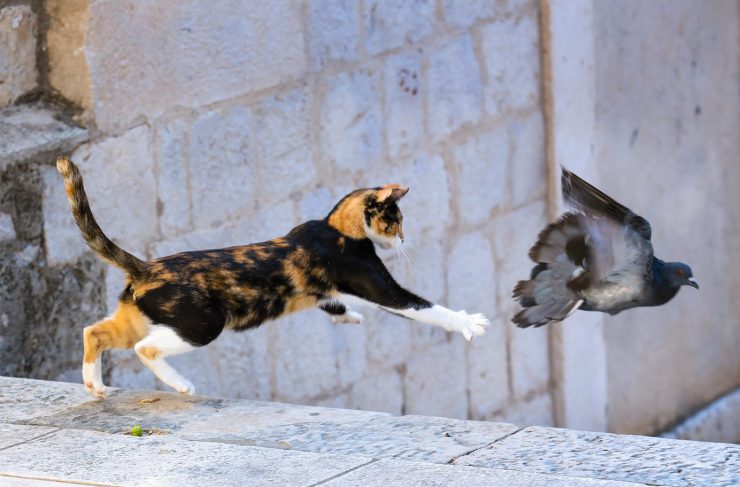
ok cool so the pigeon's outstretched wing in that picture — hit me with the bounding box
[512,213,586,327]
[562,168,652,241]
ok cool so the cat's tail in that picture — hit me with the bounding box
[56,156,150,279]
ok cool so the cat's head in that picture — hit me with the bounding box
[327,184,409,249]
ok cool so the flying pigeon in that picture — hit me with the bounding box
[512,168,698,328]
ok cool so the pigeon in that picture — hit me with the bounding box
[512,168,698,328]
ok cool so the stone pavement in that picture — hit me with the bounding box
[0,377,737,486]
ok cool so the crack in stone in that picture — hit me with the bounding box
[306,458,379,487]
[446,427,525,465]
[0,427,61,452]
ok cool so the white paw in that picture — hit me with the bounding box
[331,310,364,324]
[175,380,195,396]
[82,362,106,399]
[454,311,490,342]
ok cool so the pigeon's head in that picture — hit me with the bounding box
[666,262,699,290]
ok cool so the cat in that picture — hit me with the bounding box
[56,156,490,399]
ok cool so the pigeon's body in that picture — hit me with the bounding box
[512,169,697,328]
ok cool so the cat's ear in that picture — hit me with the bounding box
[377,184,409,203]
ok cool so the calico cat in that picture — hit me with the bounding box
[56,157,489,398]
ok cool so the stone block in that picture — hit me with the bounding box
[154,119,192,237]
[456,426,740,486]
[467,319,509,420]
[0,428,371,487]
[42,166,87,265]
[509,112,546,206]
[481,15,540,117]
[104,266,126,314]
[0,212,15,241]
[442,0,495,29]
[350,368,403,415]
[0,5,37,106]
[428,35,483,140]
[274,311,340,403]
[452,129,509,227]
[47,0,305,131]
[0,377,93,423]
[188,107,255,228]
[364,0,436,55]
[320,69,382,171]
[307,0,360,68]
[254,87,316,203]
[0,424,57,451]
[448,232,496,316]
[365,309,412,368]
[334,321,367,388]
[509,322,549,399]
[494,393,554,427]
[404,340,468,419]
[297,187,334,222]
[384,51,424,159]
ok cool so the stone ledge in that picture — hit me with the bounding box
[0,103,88,171]
[0,377,738,486]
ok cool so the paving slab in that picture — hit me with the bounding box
[0,377,96,423]
[0,424,57,450]
[0,103,87,170]
[0,427,372,487]
[326,459,646,487]
[0,474,91,486]
[455,426,740,487]
[25,388,518,463]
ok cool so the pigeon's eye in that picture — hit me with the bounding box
[675,269,685,277]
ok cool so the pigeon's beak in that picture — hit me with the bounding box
[687,277,699,289]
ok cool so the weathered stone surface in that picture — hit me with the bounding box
[0,424,56,450]
[662,388,740,444]
[274,312,341,403]
[0,104,87,171]
[0,212,14,241]
[41,165,86,265]
[384,52,424,159]
[0,377,93,423]
[453,130,509,226]
[365,310,412,368]
[442,0,495,29]
[0,428,371,487]
[320,69,382,171]
[254,87,316,202]
[404,340,468,419]
[189,107,255,229]
[481,15,541,117]
[48,0,306,131]
[327,459,644,487]
[154,119,192,237]
[428,35,483,140]
[0,6,37,107]
[494,393,554,428]
[364,0,436,55]
[307,0,360,68]
[509,323,549,399]
[350,368,403,415]
[509,112,546,206]
[297,187,333,222]
[456,426,740,486]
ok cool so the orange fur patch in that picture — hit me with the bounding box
[327,191,368,239]
[82,301,151,364]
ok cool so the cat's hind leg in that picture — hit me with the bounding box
[134,325,197,395]
[82,302,149,398]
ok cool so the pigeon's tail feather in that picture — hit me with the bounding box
[528,213,583,264]
[561,168,652,240]
[512,299,581,328]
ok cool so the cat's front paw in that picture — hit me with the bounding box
[454,311,490,342]
[331,310,364,324]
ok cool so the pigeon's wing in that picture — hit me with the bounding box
[561,168,652,241]
[573,216,655,310]
[512,213,586,327]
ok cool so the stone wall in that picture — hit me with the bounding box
[1,0,738,438]
[35,0,552,424]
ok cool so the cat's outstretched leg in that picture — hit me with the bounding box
[134,325,196,395]
[82,302,148,398]
[319,301,364,324]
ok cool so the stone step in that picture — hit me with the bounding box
[1,377,738,486]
